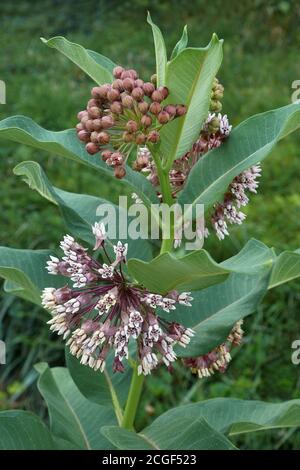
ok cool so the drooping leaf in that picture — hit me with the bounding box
[0,247,63,305]
[127,238,274,294]
[147,12,167,87]
[0,411,55,450]
[128,249,231,293]
[269,249,300,288]
[0,115,159,208]
[170,25,188,60]
[151,398,300,439]
[159,34,223,168]
[41,36,114,83]
[155,239,273,356]
[66,349,131,411]
[179,103,300,219]
[36,364,116,450]
[14,160,153,261]
[102,416,236,450]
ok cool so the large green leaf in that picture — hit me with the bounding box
[0,411,55,450]
[179,103,300,218]
[127,238,274,294]
[159,34,223,168]
[102,416,236,450]
[36,364,116,450]
[0,247,63,305]
[66,349,131,411]
[41,36,114,83]
[170,25,188,60]
[128,249,231,293]
[151,398,300,439]
[0,115,159,208]
[269,249,300,288]
[14,160,153,261]
[147,13,167,87]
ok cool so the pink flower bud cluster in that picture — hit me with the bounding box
[76,65,187,179]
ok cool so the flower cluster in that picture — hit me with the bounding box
[211,164,261,240]
[135,76,262,243]
[42,224,194,375]
[183,320,244,379]
[76,65,186,179]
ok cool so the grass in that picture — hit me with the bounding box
[0,0,300,449]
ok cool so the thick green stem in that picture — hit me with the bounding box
[121,365,144,430]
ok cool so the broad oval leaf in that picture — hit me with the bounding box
[269,249,300,288]
[151,398,300,440]
[0,411,55,450]
[41,36,114,84]
[14,160,153,261]
[0,115,159,208]
[0,247,63,305]
[102,416,236,450]
[36,364,116,450]
[128,249,231,294]
[159,34,223,168]
[66,349,131,411]
[179,103,300,218]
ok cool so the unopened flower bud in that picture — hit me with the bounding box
[112,79,124,91]
[164,104,177,117]
[126,120,138,133]
[98,131,110,144]
[138,101,149,114]
[107,88,120,102]
[149,102,161,115]
[141,114,152,127]
[110,101,123,114]
[114,166,126,179]
[121,93,134,108]
[151,90,164,102]
[86,142,99,154]
[158,86,169,99]
[157,111,170,124]
[90,131,99,143]
[128,69,138,80]
[131,87,144,101]
[78,130,90,142]
[80,115,89,126]
[151,74,157,85]
[76,123,83,132]
[135,132,146,144]
[143,82,155,96]
[147,130,160,143]
[77,110,87,120]
[121,70,132,79]
[110,152,123,166]
[113,66,124,78]
[101,116,115,129]
[87,98,99,108]
[91,86,102,99]
[85,119,95,131]
[210,99,222,112]
[122,131,134,142]
[98,84,111,99]
[213,85,224,100]
[176,105,187,117]
[88,106,101,119]
[102,150,113,161]
[135,78,144,88]
[92,119,102,131]
[123,77,135,91]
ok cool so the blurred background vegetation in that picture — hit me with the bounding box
[0,0,300,449]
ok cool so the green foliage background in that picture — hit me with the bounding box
[0,0,300,449]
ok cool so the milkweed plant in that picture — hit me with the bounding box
[1,14,300,451]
